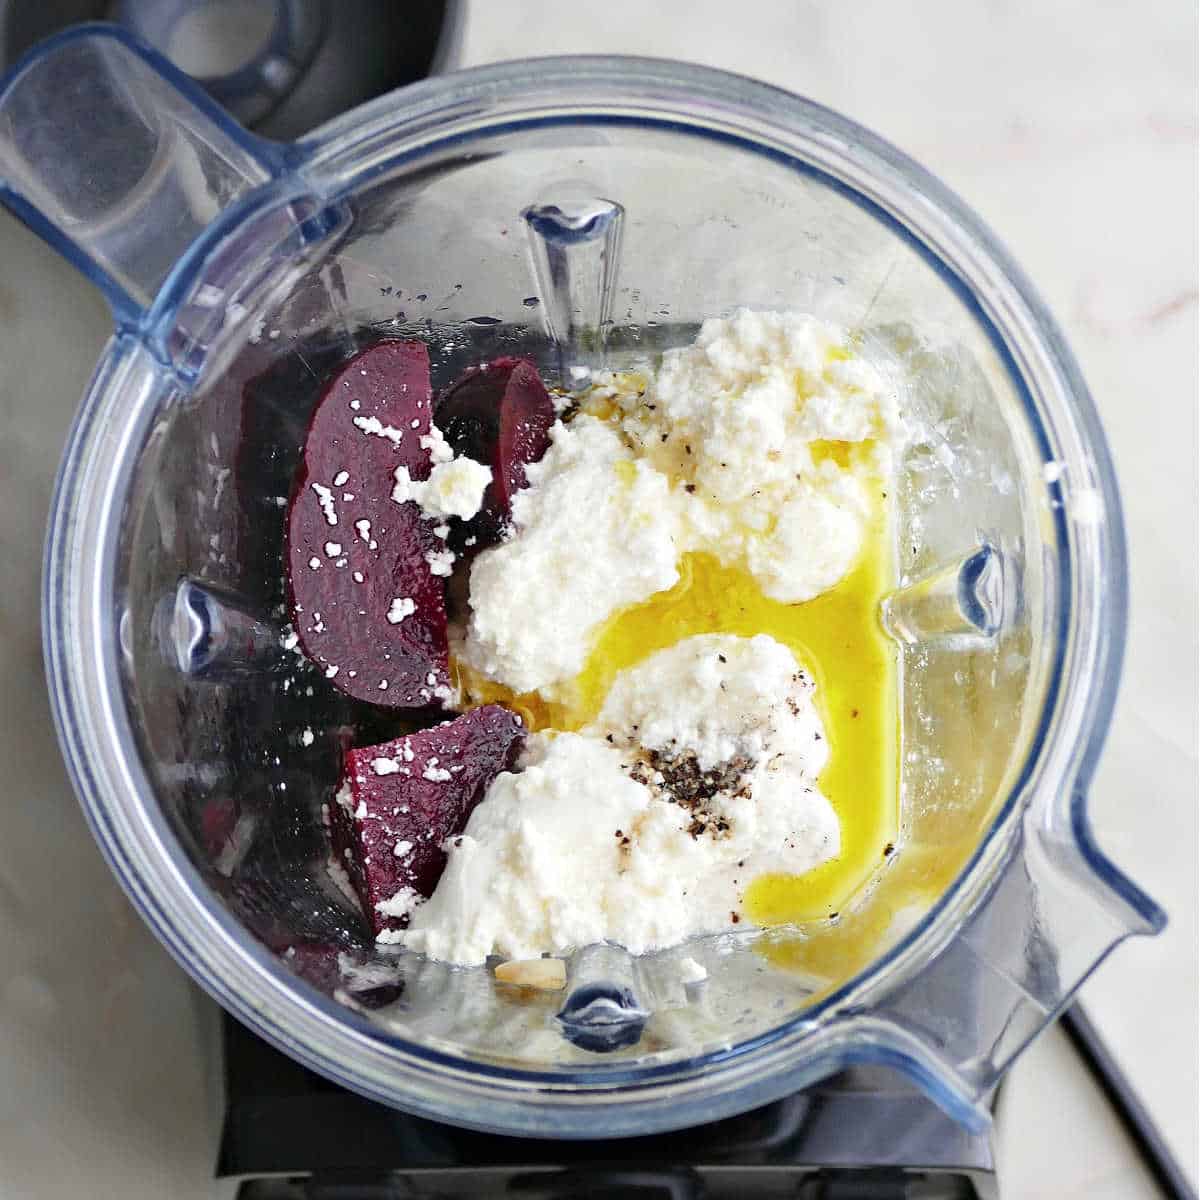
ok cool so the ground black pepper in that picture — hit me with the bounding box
[627,746,751,840]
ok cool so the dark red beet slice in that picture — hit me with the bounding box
[287,341,450,707]
[328,705,525,938]
[494,360,556,506]
[434,357,555,550]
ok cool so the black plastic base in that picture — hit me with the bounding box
[218,1015,997,1199]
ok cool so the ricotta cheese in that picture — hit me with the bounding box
[391,455,492,522]
[400,635,838,964]
[459,311,899,694]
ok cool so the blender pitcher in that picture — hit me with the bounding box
[0,25,1164,1137]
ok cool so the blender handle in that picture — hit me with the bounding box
[0,24,284,328]
[838,785,1166,1130]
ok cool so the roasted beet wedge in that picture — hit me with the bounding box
[287,341,450,707]
[328,705,525,939]
[434,357,555,550]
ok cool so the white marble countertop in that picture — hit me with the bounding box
[0,2,1194,1195]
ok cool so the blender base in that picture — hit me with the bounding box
[218,1015,997,1199]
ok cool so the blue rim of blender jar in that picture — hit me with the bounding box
[39,51,1164,1132]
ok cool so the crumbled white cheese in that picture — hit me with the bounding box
[386,597,416,625]
[375,887,424,929]
[425,548,456,577]
[422,759,452,782]
[593,633,826,771]
[419,426,455,464]
[739,478,866,604]
[392,455,492,522]
[461,416,683,696]
[372,757,401,775]
[352,414,405,446]
[640,309,900,506]
[300,727,314,746]
[310,482,338,525]
[401,635,837,965]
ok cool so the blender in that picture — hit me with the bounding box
[0,22,1164,1151]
